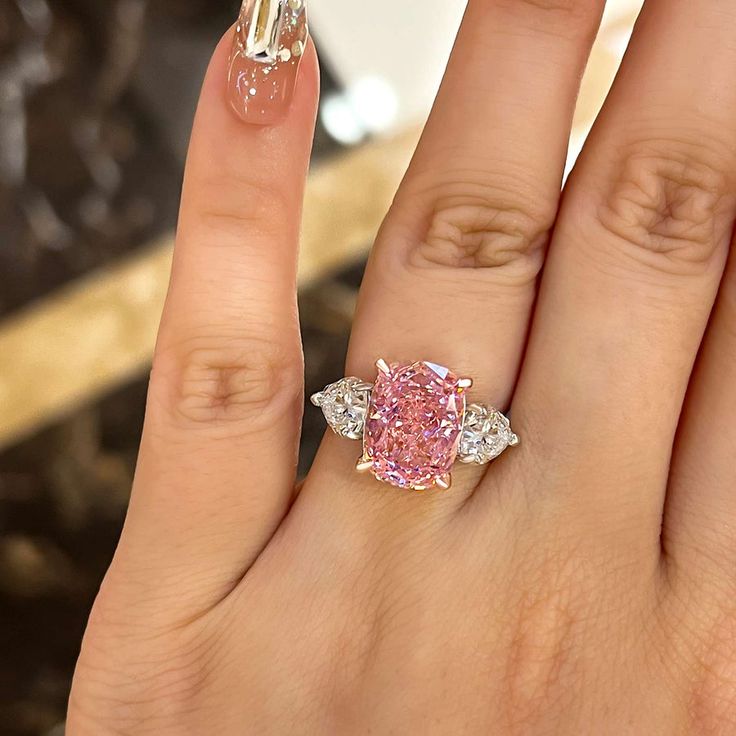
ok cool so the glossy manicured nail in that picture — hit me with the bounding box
[228,0,308,125]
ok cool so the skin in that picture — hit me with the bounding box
[67,1,736,733]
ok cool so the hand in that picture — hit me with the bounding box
[68,1,736,733]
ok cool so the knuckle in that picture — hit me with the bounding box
[592,140,734,274]
[498,551,590,727]
[492,0,603,37]
[151,332,303,431]
[185,172,290,241]
[501,598,577,726]
[496,540,646,729]
[406,179,554,283]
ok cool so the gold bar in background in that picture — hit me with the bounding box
[0,244,172,450]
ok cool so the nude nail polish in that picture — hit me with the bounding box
[228,0,309,125]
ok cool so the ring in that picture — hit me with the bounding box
[311,360,519,491]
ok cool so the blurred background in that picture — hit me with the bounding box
[0,1,641,733]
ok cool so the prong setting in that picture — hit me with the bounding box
[356,458,373,473]
[375,358,391,375]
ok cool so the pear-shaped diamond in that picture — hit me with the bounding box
[311,378,371,440]
[458,404,518,465]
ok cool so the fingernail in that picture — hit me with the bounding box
[228,0,309,125]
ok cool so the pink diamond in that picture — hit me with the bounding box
[365,361,466,489]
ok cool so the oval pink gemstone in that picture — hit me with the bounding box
[365,361,466,489]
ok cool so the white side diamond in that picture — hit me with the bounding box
[458,404,518,465]
[311,378,371,440]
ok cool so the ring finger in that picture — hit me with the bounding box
[306,0,605,507]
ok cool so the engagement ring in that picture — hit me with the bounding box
[312,360,519,491]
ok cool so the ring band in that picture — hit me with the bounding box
[311,360,518,491]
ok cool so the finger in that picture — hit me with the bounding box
[508,0,736,547]
[664,251,736,574]
[110,16,318,610]
[308,0,604,501]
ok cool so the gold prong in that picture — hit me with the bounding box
[376,358,390,375]
[509,434,520,447]
[310,392,323,406]
[436,474,452,490]
[458,378,473,389]
[356,457,373,473]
